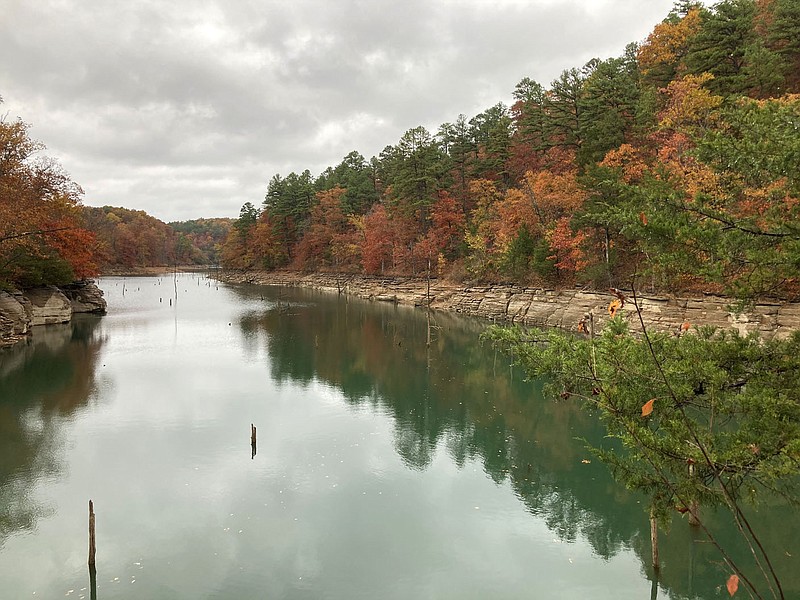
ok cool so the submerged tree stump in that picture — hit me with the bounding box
[88,500,96,567]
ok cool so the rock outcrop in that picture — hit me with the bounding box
[0,291,32,347]
[217,271,800,340]
[0,280,106,348]
[25,286,73,326]
[61,280,108,314]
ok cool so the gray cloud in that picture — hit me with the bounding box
[1,0,679,221]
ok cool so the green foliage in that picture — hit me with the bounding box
[577,50,640,165]
[9,248,75,287]
[484,315,800,597]
[501,224,555,280]
[315,151,379,215]
[684,0,756,95]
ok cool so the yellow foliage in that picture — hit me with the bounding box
[659,73,723,131]
[638,9,702,76]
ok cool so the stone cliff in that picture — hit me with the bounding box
[0,280,106,348]
[217,271,800,340]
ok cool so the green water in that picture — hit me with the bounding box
[0,274,795,599]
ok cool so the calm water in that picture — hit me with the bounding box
[0,274,795,599]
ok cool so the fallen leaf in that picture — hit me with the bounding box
[639,212,648,226]
[727,574,739,596]
[642,398,655,417]
[581,459,591,464]
[681,322,691,332]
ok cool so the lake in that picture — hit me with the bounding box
[0,274,795,599]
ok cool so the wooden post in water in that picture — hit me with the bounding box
[251,423,257,458]
[650,508,660,571]
[89,564,97,600]
[88,500,96,567]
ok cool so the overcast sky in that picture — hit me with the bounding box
[1,0,681,222]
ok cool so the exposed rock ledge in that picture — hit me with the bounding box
[0,280,106,348]
[217,271,800,340]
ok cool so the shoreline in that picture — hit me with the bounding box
[214,270,800,340]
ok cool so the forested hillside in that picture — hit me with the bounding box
[223,0,800,300]
[0,111,230,285]
[83,207,231,270]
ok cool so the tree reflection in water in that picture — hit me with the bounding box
[233,284,798,600]
[0,316,105,546]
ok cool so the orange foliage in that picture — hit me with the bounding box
[0,118,99,283]
[293,187,361,271]
[546,217,590,273]
[524,169,588,223]
[600,144,650,184]
[638,9,702,77]
[362,205,394,274]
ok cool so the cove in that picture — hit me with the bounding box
[0,274,795,599]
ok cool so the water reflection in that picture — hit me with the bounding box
[231,284,798,599]
[1,279,795,599]
[0,316,105,546]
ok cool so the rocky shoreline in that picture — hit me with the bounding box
[0,280,107,348]
[216,271,800,340]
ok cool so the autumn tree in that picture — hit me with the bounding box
[361,204,394,274]
[292,187,361,271]
[637,6,703,88]
[0,112,98,287]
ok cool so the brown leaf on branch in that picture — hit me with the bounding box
[727,574,739,596]
[608,288,627,305]
[641,398,655,417]
[608,299,622,318]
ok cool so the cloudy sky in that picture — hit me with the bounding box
[1,0,680,223]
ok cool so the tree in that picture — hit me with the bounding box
[380,126,447,210]
[0,113,98,287]
[577,48,641,166]
[469,103,512,183]
[544,68,586,153]
[361,204,393,274]
[262,170,316,260]
[684,0,757,95]
[422,191,466,264]
[638,7,703,88]
[437,114,475,202]
[315,151,379,215]
[292,187,360,271]
[485,309,800,600]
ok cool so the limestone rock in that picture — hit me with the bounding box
[61,280,107,314]
[0,291,31,347]
[215,271,800,339]
[25,286,72,326]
